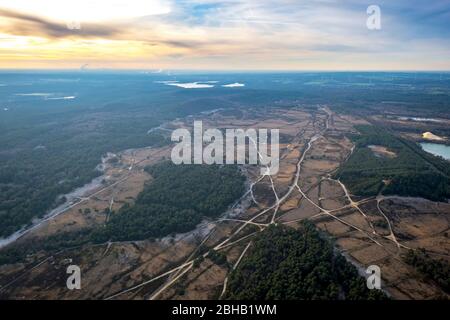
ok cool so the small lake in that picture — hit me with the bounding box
[420,143,450,160]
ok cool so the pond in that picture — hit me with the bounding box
[420,142,450,161]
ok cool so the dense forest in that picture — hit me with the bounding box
[91,162,245,242]
[0,130,168,238]
[404,249,450,294]
[335,125,450,201]
[0,162,245,264]
[225,222,387,300]
[0,74,181,238]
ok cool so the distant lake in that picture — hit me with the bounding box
[420,143,450,160]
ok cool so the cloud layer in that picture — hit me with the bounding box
[0,0,449,70]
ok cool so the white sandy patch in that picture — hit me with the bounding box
[422,132,444,141]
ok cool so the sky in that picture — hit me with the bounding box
[0,0,449,70]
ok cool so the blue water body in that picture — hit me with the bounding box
[420,142,450,160]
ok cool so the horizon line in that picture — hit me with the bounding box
[1,68,450,73]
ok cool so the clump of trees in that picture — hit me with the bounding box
[225,222,387,300]
[208,250,228,267]
[91,162,245,242]
[404,249,450,294]
[335,125,450,201]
